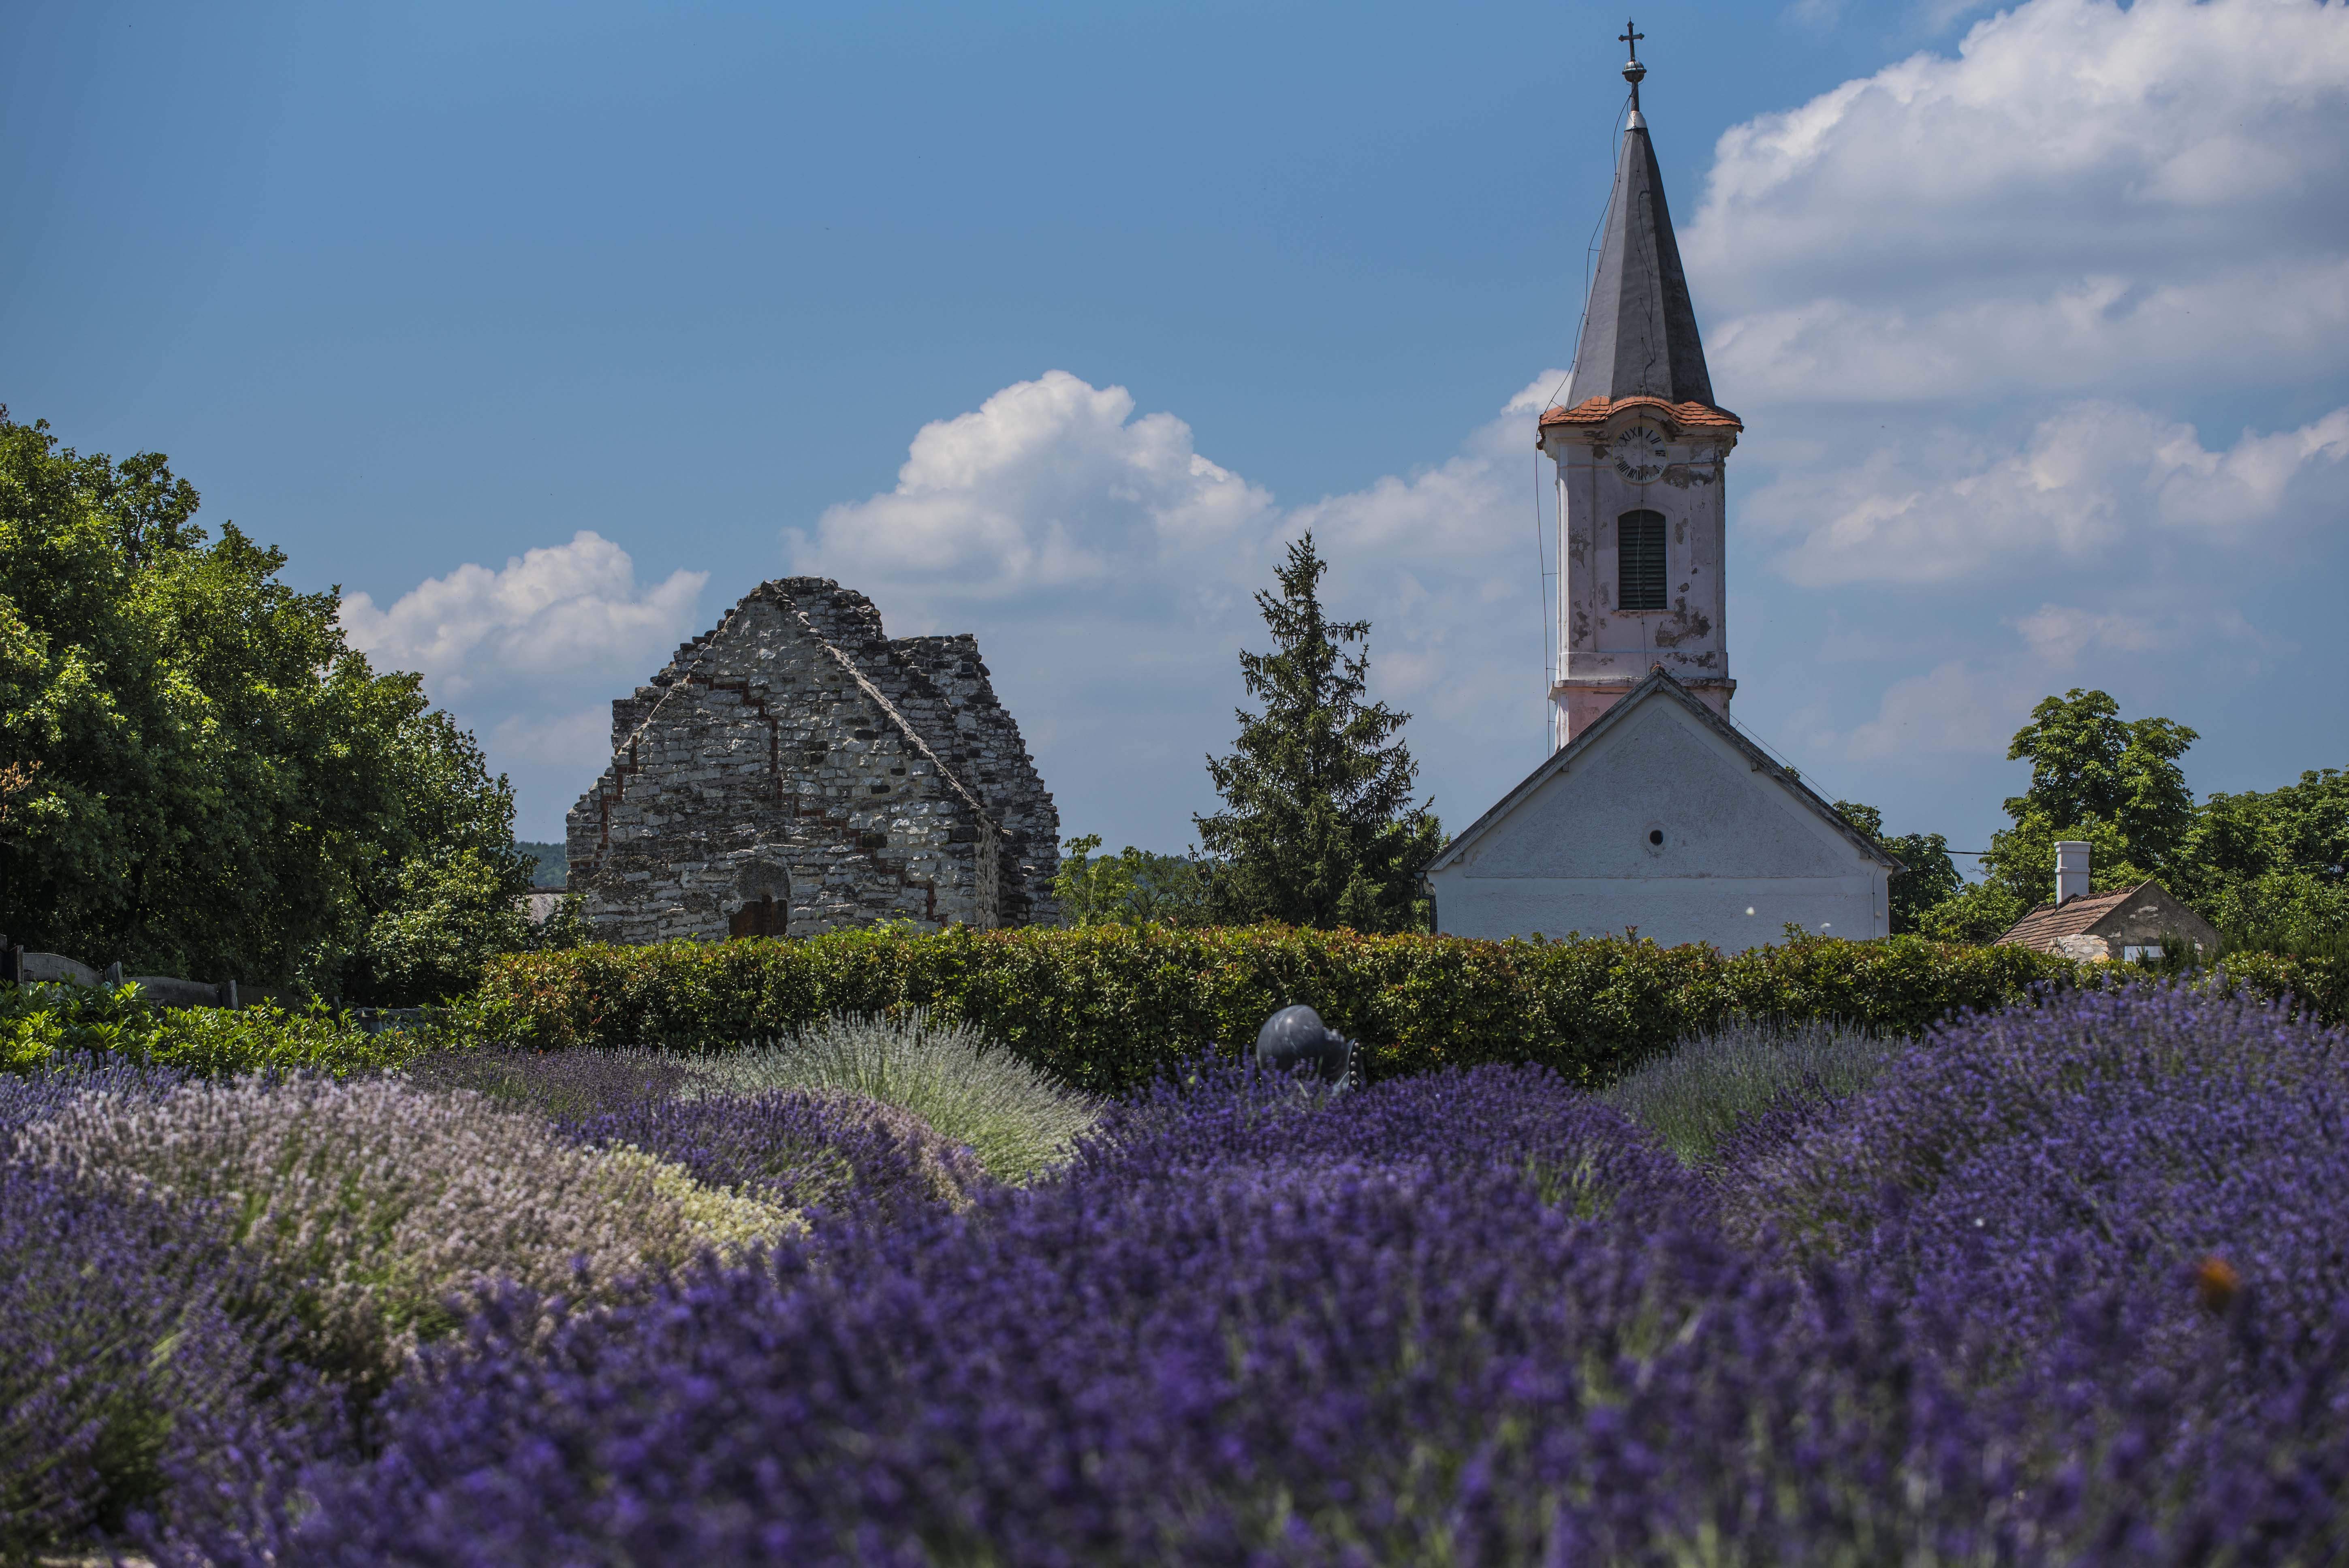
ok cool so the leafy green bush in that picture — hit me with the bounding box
[1052,835,1213,927]
[686,1011,1098,1183]
[3,982,434,1077]
[145,999,433,1076]
[468,927,2084,1094]
[1,981,161,1068]
[1598,1017,1907,1165]
[2197,946,2345,1023]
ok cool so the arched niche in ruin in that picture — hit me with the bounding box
[727,856,791,940]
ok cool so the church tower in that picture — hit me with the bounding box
[1424,23,1894,949]
[1540,24,1740,749]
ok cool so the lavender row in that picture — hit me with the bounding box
[206,987,2349,1562]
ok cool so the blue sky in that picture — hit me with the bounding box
[6,0,2345,856]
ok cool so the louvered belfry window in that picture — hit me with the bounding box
[1617,510,1668,611]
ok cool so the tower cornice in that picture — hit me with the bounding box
[1538,393,1743,438]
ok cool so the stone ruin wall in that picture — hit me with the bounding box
[565,580,1057,944]
[778,580,1059,914]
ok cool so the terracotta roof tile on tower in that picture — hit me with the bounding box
[1538,394,1742,431]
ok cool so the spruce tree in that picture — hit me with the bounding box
[1194,533,1442,931]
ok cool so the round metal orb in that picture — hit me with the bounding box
[1254,1004,1355,1087]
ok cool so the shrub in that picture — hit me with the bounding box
[2,982,429,1077]
[0,1162,328,1557]
[468,926,2082,1094]
[1728,980,2349,1266]
[398,1042,688,1119]
[1076,1055,1704,1227]
[145,998,431,1076]
[564,1086,989,1224]
[687,1011,1098,1182]
[1733,984,2349,1393]
[1,1054,188,1147]
[1871,1044,2349,1387]
[15,1075,799,1392]
[228,1060,2349,1564]
[400,1042,990,1219]
[2204,946,2347,1028]
[2,981,163,1069]
[1597,1016,1907,1164]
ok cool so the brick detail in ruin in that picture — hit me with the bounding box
[563,579,1059,944]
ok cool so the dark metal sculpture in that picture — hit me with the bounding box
[1254,1004,1357,1088]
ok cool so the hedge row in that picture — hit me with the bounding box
[1,981,436,1077]
[9,932,2336,1090]
[470,927,2101,1094]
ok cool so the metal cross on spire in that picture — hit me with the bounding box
[1620,17,1648,110]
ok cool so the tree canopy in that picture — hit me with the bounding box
[1857,688,2340,946]
[0,409,540,998]
[1194,534,1441,932]
[1832,801,1963,936]
[1050,835,1213,928]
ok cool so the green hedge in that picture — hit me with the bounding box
[2,982,436,1077]
[2204,948,2345,1025]
[470,927,2091,1094]
[13,934,2333,1090]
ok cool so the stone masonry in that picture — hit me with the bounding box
[565,579,1059,943]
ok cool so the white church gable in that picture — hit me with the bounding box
[1427,677,1894,953]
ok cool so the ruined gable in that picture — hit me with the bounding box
[564,580,1059,944]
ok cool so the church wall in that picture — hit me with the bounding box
[1428,872,1883,953]
[1427,693,1890,955]
[1475,701,1858,880]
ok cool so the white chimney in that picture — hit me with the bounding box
[2054,840,2091,905]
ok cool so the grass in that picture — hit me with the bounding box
[685,1010,1100,1183]
[1599,1016,1907,1166]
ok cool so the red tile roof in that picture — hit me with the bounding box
[1538,395,1745,432]
[1995,881,2152,954]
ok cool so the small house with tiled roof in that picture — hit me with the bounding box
[1994,843,2218,961]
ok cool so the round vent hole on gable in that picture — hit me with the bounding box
[1648,829,1664,846]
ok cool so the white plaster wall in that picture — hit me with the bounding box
[1428,872,1882,952]
[1429,692,1889,953]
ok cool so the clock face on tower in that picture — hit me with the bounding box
[1609,423,1669,483]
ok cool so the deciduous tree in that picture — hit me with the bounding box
[0,409,536,997]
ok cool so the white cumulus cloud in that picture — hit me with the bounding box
[340,531,708,701]
[1687,0,2349,402]
[340,533,710,836]
[783,370,1565,848]
[787,371,1276,604]
[1749,400,2349,585]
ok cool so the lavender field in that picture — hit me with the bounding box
[5,985,2347,1565]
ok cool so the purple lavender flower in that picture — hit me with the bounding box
[68,994,2349,1562]
[560,1085,989,1222]
[0,1162,331,1558]
[225,1068,2080,1565]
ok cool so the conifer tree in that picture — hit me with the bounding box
[1194,533,1441,931]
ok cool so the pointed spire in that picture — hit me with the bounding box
[1566,25,1716,410]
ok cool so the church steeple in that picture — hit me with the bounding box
[1539,21,1739,751]
[1566,22,1715,409]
